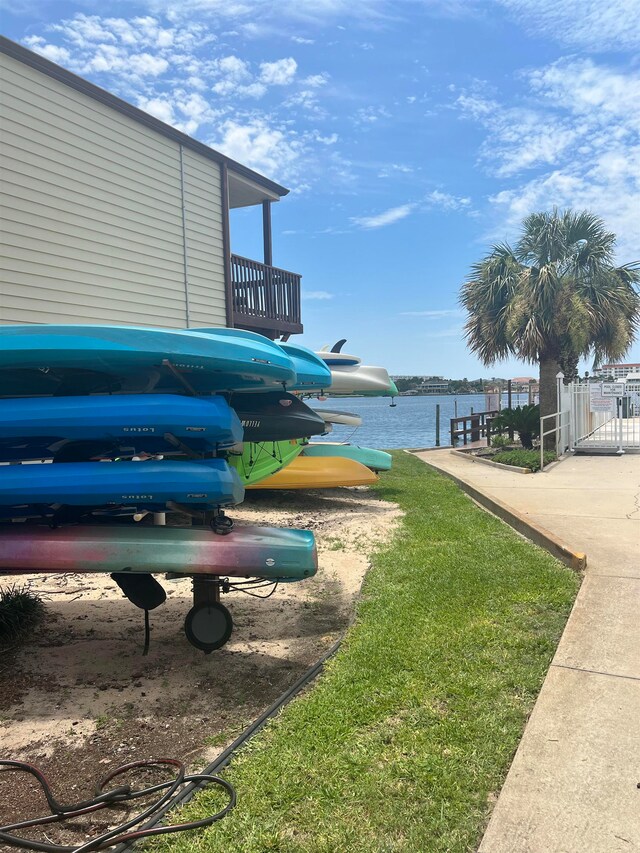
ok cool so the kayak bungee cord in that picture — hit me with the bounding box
[0,758,235,852]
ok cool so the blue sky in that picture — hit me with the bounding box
[2,0,639,377]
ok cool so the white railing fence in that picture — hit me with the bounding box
[539,410,570,471]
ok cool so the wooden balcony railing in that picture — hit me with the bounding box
[231,254,302,336]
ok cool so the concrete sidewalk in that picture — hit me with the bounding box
[413,450,640,853]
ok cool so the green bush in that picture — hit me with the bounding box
[0,584,44,643]
[490,434,511,449]
[494,449,556,472]
[490,405,540,449]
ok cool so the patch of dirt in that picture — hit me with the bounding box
[0,487,400,846]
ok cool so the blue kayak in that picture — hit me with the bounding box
[0,325,296,397]
[191,328,332,391]
[0,394,243,462]
[0,459,244,511]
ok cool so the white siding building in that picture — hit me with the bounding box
[0,36,302,338]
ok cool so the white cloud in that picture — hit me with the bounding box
[136,96,176,125]
[210,118,306,180]
[129,52,169,76]
[302,73,329,88]
[496,0,640,52]
[259,57,297,86]
[303,290,333,300]
[454,58,640,260]
[426,190,471,211]
[23,37,71,65]
[353,203,415,229]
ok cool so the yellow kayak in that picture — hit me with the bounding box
[246,455,379,490]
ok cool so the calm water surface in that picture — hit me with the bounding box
[310,393,531,449]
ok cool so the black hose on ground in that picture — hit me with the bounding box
[0,758,235,853]
[1,637,342,853]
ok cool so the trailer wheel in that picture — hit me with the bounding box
[184,601,233,653]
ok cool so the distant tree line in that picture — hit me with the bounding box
[392,376,506,394]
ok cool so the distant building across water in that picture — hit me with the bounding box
[594,363,640,380]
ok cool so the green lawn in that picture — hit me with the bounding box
[153,451,579,853]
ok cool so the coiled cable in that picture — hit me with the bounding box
[0,758,235,852]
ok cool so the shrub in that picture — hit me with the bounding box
[0,584,45,644]
[490,434,511,449]
[490,405,540,449]
[494,449,556,472]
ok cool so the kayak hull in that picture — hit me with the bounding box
[228,440,304,485]
[0,459,244,510]
[247,456,378,489]
[0,524,317,580]
[302,443,392,472]
[324,364,392,396]
[230,392,326,441]
[314,408,362,428]
[0,394,242,462]
[193,330,332,392]
[0,325,295,397]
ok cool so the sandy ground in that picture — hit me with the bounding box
[0,486,400,840]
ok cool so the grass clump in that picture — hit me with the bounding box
[494,449,556,472]
[151,452,578,853]
[0,584,45,644]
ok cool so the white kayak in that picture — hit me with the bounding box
[314,409,362,427]
[317,349,361,368]
[325,364,393,396]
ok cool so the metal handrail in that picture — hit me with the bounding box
[539,411,570,471]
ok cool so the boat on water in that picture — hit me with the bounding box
[302,442,392,472]
[0,458,244,514]
[0,325,296,398]
[0,394,242,462]
[247,455,378,489]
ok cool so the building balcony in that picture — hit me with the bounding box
[231,253,303,339]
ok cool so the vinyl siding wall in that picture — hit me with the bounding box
[0,52,227,328]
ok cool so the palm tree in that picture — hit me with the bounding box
[460,209,640,431]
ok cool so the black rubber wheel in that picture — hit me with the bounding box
[184,601,233,653]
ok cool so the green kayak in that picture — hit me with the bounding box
[228,440,304,485]
[301,442,392,472]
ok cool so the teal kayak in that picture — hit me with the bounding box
[0,325,296,397]
[302,443,392,472]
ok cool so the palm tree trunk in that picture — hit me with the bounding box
[539,355,560,451]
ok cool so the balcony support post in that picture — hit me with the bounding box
[262,200,273,267]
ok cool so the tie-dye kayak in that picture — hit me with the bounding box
[0,523,317,581]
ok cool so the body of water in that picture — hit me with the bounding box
[310,393,532,449]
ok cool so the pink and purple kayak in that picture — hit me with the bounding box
[0,524,317,581]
